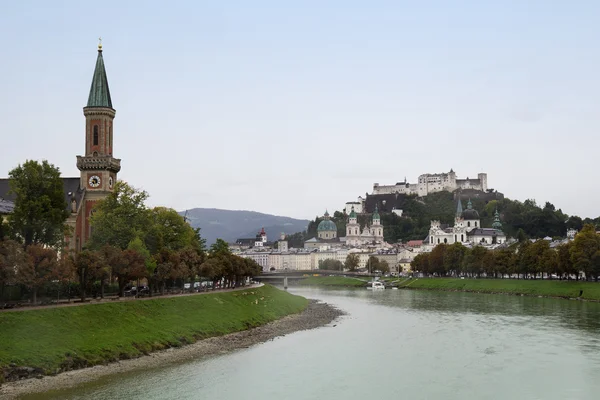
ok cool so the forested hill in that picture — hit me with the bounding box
[180,208,310,245]
[297,192,597,244]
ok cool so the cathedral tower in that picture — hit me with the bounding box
[75,41,121,247]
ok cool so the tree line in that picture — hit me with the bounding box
[410,224,600,281]
[317,254,390,274]
[300,191,599,245]
[0,160,260,305]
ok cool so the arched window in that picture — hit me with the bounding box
[355,229,358,235]
[444,238,447,244]
[437,238,440,244]
[475,221,478,227]
[379,230,382,235]
[461,234,464,241]
[93,125,99,146]
[467,221,471,227]
[108,126,112,149]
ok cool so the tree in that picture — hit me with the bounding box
[0,240,25,300]
[411,253,429,275]
[102,245,128,296]
[444,242,467,277]
[127,237,155,296]
[428,244,447,276]
[145,207,200,254]
[318,259,343,271]
[557,243,575,279]
[199,257,225,289]
[7,160,69,247]
[570,224,600,281]
[17,245,58,304]
[179,247,203,292]
[209,239,231,257]
[378,260,390,274]
[345,253,360,272]
[88,181,150,250]
[72,249,104,302]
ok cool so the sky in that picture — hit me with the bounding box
[1,1,599,220]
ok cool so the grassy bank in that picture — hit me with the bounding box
[297,276,369,287]
[397,278,600,300]
[0,285,307,376]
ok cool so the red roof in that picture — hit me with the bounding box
[406,240,423,247]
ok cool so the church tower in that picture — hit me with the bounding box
[371,204,383,242]
[75,41,121,247]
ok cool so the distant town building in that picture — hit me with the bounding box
[427,199,506,246]
[567,228,578,240]
[345,205,384,246]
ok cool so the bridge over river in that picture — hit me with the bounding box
[253,270,378,288]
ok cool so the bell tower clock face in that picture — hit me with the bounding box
[88,175,101,188]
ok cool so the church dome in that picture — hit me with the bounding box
[317,219,337,232]
[461,199,480,220]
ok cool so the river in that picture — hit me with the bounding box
[25,287,600,400]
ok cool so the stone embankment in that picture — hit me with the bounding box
[0,300,343,399]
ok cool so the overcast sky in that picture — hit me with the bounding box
[1,1,599,220]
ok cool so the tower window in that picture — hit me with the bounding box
[93,125,99,146]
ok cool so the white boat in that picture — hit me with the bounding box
[367,281,385,290]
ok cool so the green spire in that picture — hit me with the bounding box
[456,198,463,217]
[372,204,380,221]
[467,198,473,210]
[492,208,502,230]
[86,43,113,108]
[349,206,357,219]
[324,210,330,219]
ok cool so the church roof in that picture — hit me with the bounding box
[86,44,113,108]
[461,198,480,220]
[0,177,84,214]
[467,228,504,237]
[317,219,337,232]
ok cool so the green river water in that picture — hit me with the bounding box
[27,287,600,400]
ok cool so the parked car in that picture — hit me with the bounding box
[124,286,137,296]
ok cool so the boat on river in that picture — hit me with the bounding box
[367,281,385,290]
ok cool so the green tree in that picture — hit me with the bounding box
[318,259,344,271]
[209,239,231,257]
[570,224,600,281]
[429,244,447,276]
[345,253,360,272]
[557,243,575,279]
[145,207,199,254]
[89,181,150,250]
[128,237,156,295]
[7,160,69,247]
[444,242,467,277]
[411,253,430,275]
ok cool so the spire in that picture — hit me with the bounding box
[456,198,463,217]
[467,198,473,210]
[349,206,357,219]
[324,210,330,219]
[86,41,113,108]
[492,208,502,230]
[372,204,380,221]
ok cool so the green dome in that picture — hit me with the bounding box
[317,219,337,232]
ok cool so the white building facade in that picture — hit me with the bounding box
[372,169,488,197]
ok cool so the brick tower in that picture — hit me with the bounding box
[74,40,121,249]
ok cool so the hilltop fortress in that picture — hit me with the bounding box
[372,169,488,197]
[345,169,499,215]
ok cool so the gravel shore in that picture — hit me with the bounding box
[0,300,343,399]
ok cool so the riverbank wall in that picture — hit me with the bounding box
[0,285,308,384]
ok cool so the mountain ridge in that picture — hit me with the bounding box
[180,208,310,245]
